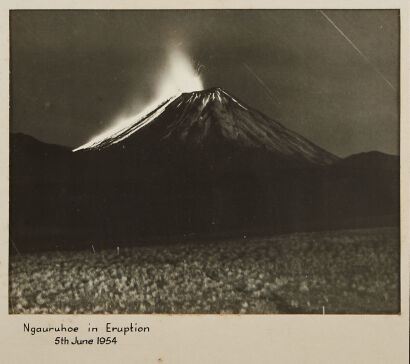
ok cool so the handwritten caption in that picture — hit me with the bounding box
[23,322,150,345]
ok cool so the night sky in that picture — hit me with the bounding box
[10,10,399,157]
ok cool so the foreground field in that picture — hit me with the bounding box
[9,227,399,314]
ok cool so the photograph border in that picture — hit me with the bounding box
[0,1,408,363]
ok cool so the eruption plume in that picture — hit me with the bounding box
[75,46,203,151]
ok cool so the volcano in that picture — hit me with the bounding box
[10,88,399,251]
[75,87,337,167]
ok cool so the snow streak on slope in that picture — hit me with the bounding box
[73,95,180,151]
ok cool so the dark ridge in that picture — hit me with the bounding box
[11,132,72,152]
[334,151,399,170]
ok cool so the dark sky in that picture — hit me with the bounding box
[10,10,399,157]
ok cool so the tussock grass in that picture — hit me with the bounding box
[9,227,399,314]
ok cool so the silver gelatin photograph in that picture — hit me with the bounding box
[9,9,400,314]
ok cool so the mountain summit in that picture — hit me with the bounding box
[75,87,337,166]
